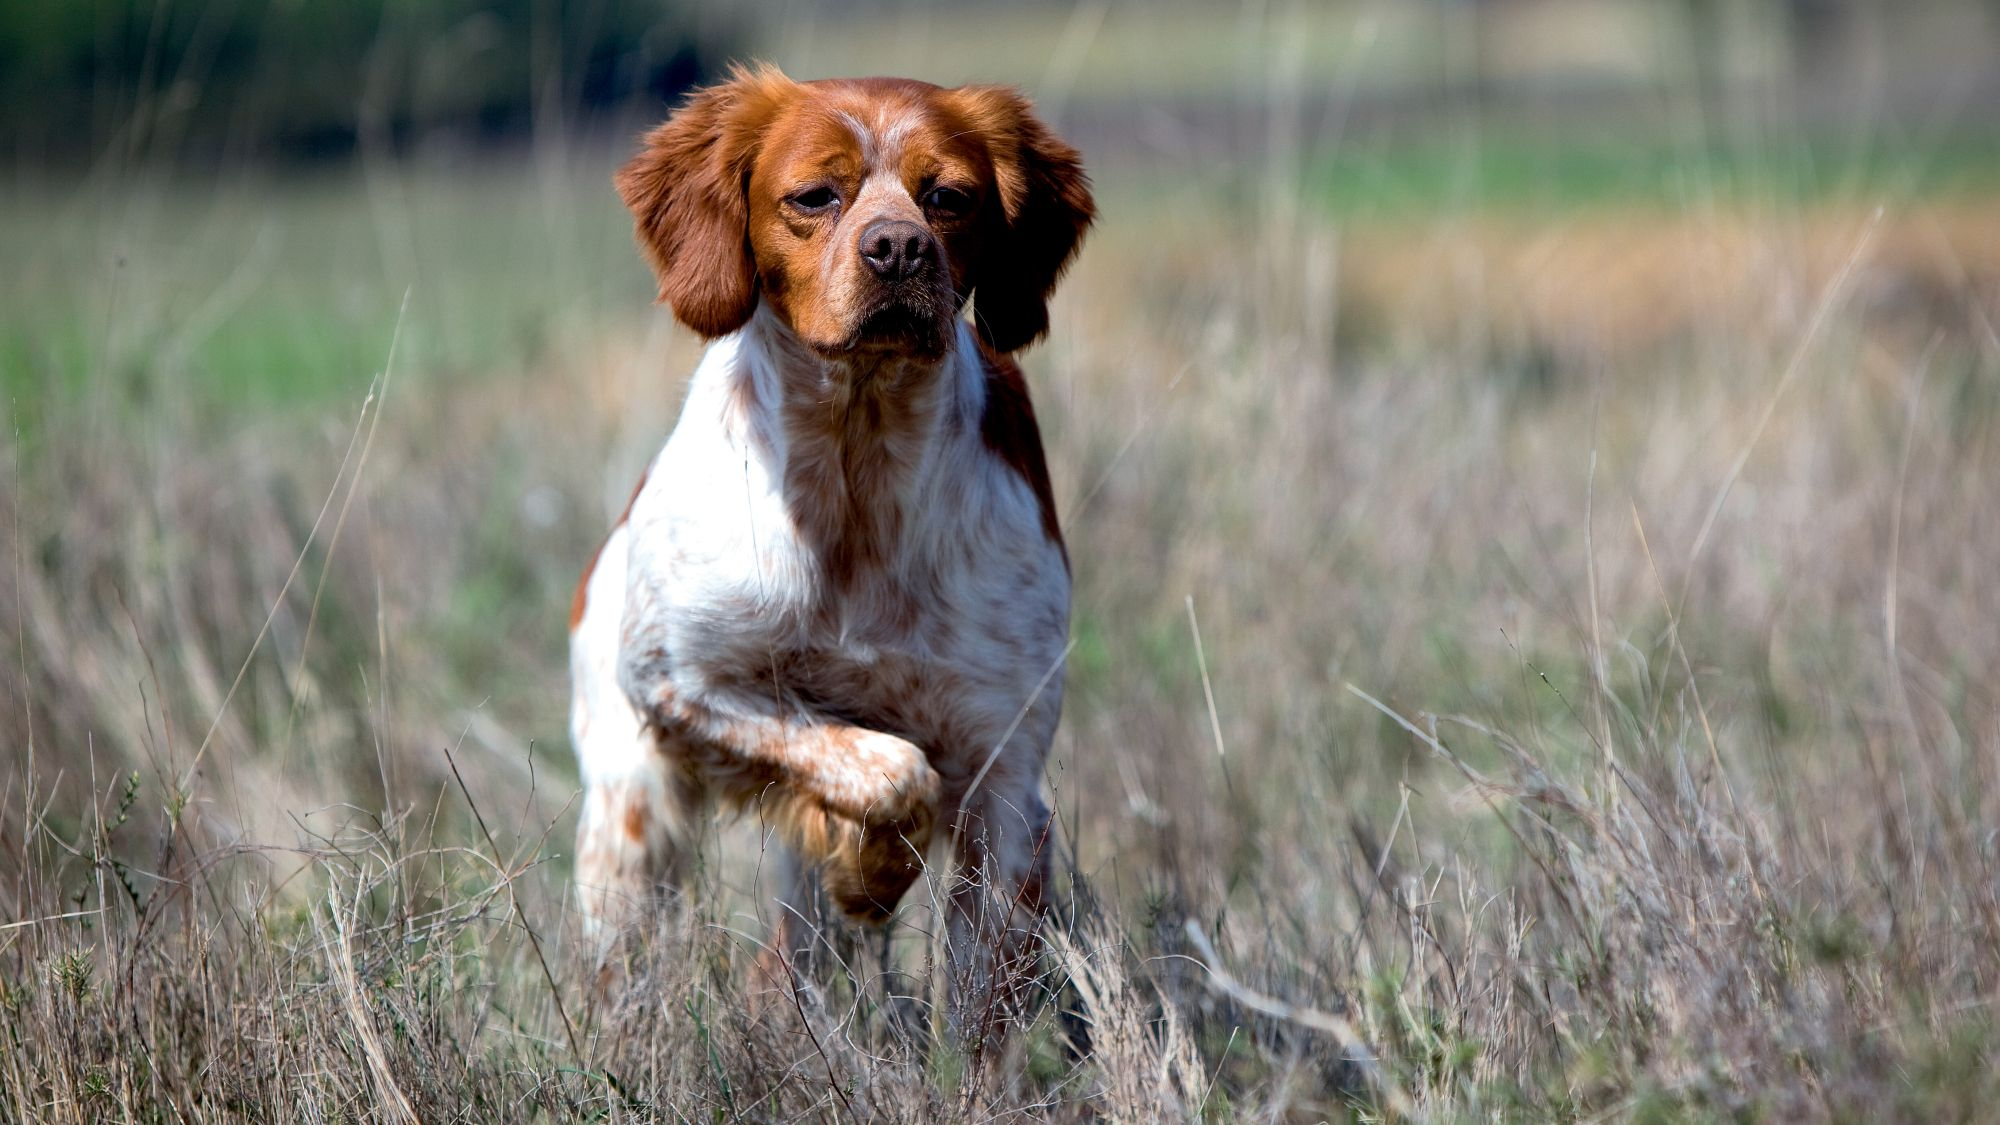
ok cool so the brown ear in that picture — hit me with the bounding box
[615,64,794,338]
[954,87,1095,354]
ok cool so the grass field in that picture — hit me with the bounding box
[8,42,2000,1122]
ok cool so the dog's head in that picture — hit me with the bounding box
[616,65,1094,360]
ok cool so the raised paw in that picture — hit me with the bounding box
[816,732,940,922]
[810,730,938,825]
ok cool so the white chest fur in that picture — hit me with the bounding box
[608,312,1070,781]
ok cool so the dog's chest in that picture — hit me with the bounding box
[623,335,1069,755]
[654,469,1060,753]
[679,521,987,727]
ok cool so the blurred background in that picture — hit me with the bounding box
[6,1,2000,1118]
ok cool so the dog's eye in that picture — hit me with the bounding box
[923,185,973,216]
[788,186,839,213]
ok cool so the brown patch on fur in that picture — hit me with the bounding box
[620,799,649,843]
[978,345,1066,558]
[568,465,652,631]
[568,560,594,632]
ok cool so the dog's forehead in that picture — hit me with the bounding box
[774,80,970,175]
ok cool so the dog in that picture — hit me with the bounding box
[567,64,1092,1028]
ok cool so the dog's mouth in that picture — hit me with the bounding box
[856,304,939,343]
[819,297,953,361]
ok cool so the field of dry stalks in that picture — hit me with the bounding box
[4,145,2000,1121]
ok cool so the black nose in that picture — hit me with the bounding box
[859,220,933,281]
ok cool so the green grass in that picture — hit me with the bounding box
[0,164,651,426]
[1308,129,2000,215]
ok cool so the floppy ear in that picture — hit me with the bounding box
[954,86,1096,354]
[615,65,794,338]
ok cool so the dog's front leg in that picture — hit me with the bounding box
[621,655,941,923]
[671,697,941,923]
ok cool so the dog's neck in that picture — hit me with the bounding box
[739,306,974,588]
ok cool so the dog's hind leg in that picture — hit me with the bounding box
[573,728,704,947]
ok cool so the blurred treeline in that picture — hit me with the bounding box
[0,0,743,166]
[5,0,1999,170]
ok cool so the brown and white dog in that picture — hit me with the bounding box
[567,65,1092,1025]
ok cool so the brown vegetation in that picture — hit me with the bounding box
[4,186,1999,1118]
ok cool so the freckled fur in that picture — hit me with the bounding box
[573,65,1091,1031]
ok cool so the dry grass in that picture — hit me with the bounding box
[4,150,2000,1121]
